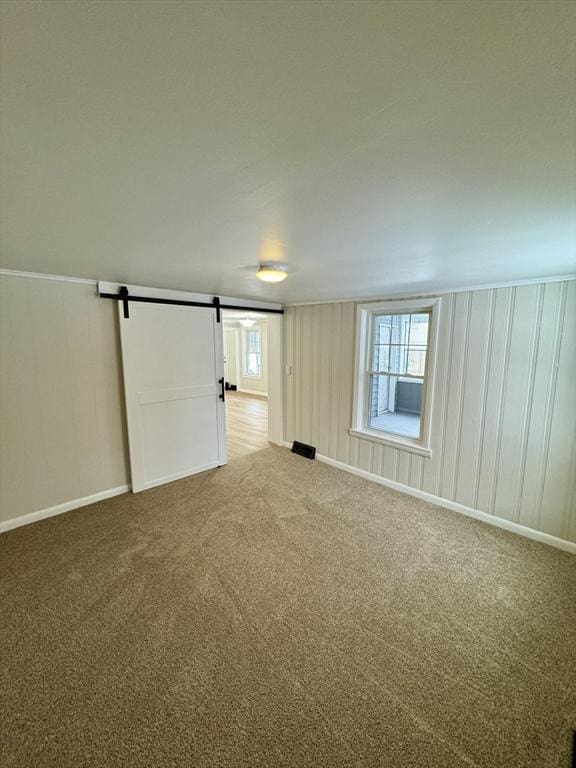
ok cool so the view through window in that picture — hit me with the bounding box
[367,312,430,439]
[244,328,262,376]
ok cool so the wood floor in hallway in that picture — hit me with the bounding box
[225,391,269,460]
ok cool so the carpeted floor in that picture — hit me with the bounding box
[1,447,575,768]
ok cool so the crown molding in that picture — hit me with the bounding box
[283,273,576,306]
[2,268,574,307]
[0,269,283,309]
[0,268,97,285]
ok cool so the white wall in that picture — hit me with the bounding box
[284,281,576,544]
[0,274,129,524]
[2,272,574,545]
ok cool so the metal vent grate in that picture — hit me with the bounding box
[291,441,316,460]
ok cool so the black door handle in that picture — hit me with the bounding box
[218,377,225,402]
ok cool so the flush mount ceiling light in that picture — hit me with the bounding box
[256,264,288,283]
[240,318,256,328]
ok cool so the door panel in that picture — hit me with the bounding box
[141,397,219,485]
[119,302,226,492]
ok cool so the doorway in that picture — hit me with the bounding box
[223,310,270,460]
[118,300,226,491]
[109,281,283,491]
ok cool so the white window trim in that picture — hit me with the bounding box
[241,325,264,379]
[350,298,442,458]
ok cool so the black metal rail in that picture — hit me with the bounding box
[99,286,284,321]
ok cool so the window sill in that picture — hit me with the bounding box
[349,428,432,458]
[242,374,263,380]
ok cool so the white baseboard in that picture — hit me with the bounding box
[282,442,576,554]
[4,450,574,554]
[0,485,130,534]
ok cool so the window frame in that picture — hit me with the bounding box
[241,325,263,379]
[350,298,441,458]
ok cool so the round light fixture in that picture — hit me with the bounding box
[256,264,288,283]
[240,318,256,328]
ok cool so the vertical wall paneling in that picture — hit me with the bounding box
[1,278,51,518]
[533,282,568,531]
[455,290,491,508]
[313,304,322,448]
[566,439,576,543]
[303,305,313,444]
[317,304,332,456]
[358,439,372,473]
[396,452,410,486]
[62,282,105,493]
[0,275,129,523]
[409,454,424,491]
[472,290,496,510]
[285,281,576,544]
[418,455,425,490]
[451,292,474,504]
[439,292,470,501]
[338,303,355,466]
[28,279,82,506]
[436,296,458,498]
[493,286,540,522]
[393,449,400,482]
[512,284,545,523]
[371,443,384,477]
[382,445,398,480]
[488,288,516,516]
[288,305,297,443]
[349,437,360,471]
[296,305,304,442]
[328,304,342,459]
[284,307,294,442]
[476,288,514,516]
[516,283,561,530]
[538,282,576,538]
[422,294,454,496]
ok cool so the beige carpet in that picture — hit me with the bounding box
[1,447,575,768]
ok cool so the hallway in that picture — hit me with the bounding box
[225,391,269,461]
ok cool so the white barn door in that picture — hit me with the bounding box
[118,301,226,492]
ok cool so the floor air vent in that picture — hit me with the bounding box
[291,441,316,460]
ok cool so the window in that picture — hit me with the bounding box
[243,327,262,377]
[351,299,440,457]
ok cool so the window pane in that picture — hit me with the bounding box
[370,312,430,377]
[247,353,259,375]
[408,313,430,345]
[245,328,261,375]
[372,344,390,372]
[368,374,423,439]
[375,315,391,344]
[386,345,408,375]
[407,348,426,377]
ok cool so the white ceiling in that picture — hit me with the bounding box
[1,0,574,303]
